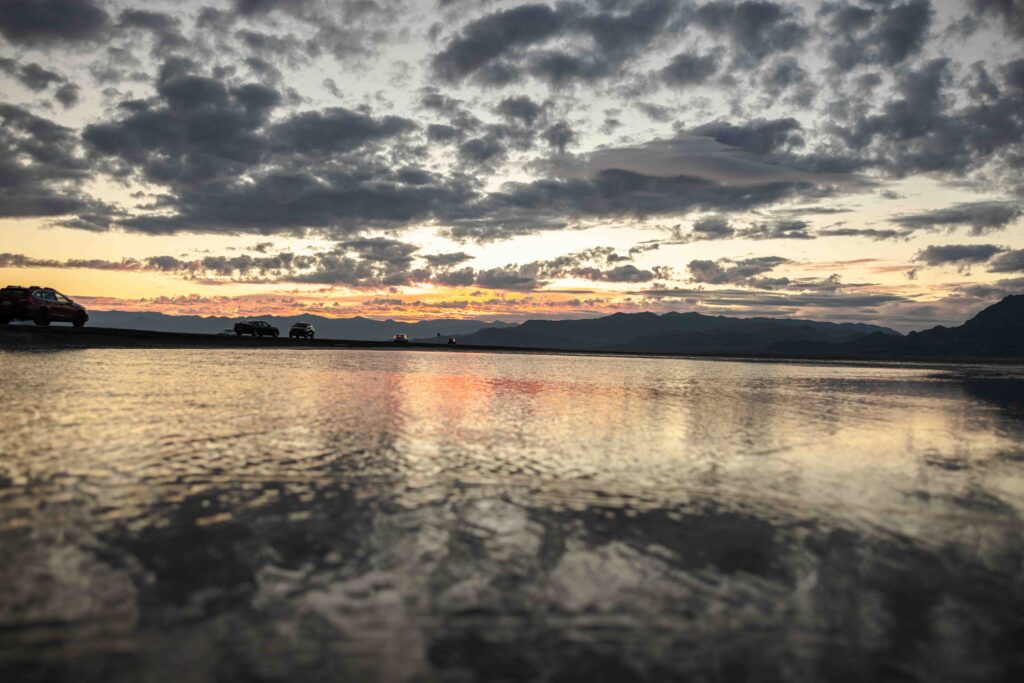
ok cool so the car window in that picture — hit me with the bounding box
[55,293,71,303]
[41,291,57,301]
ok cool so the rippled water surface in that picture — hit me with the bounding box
[1,349,1023,682]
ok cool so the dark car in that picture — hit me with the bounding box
[234,320,279,337]
[0,285,89,327]
[290,322,315,339]
[393,333,409,343]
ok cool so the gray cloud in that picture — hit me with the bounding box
[662,50,719,86]
[914,243,1004,267]
[423,252,473,268]
[432,0,680,86]
[688,256,790,285]
[821,0,933,72]
[892,201,1023,235]
[0,104,110,220]
[0,0,109,45]
[694,1,809,67]
[432,4,567,81]
[988,249,1024,272]
[971,0,1024,39]
[0,58,79,107]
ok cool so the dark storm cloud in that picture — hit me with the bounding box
[465,251,661,290]
[432,0,680,86]
[423,252,473,267]
[474,267,540,290]
[83,71,274,186]
[1004,59,1024,90]
[0,60,62,90]
[337,237,419,268]
[691,215,735,239]
[661,50,720,86]
[269,108,416,156]
[80,63,464,235]
[592,264,656,282]
[446,170,820,242]
[427,124,461,143]
[0,104,110,220]
[988,249,1024,272]
[543,121,575,153]
[0,252,169,271]
[914,244,1004,267]
[830,58,1024,179]
[232,0,317,18]
[527,51,614,86]
[761,56,809,98]
[0,58,79,108]
[691,117,804,156]
[0,0,109,45]
[432,3,567,81]
[640,287,909,309]
[694,0,809,67]
[892,201,1023,235]
[54,83,81,108]
[818,227,906,240]
[971,0,1024,38]
[118,9,187,54]
[495,95,544,125]
[458,136,507,167]
[687,256,790,284]
[820,0,933,72]
[738,219,814,239]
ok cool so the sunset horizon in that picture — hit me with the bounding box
[3,2,1024,681]
[2,0,1023,332]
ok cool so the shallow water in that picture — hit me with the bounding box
[1,349,1023,682]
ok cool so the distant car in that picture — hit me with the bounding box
[234,320,279,338]
[447,337,456,345]
[393,333,409,343]
[0,285,88,327]
[216,328,234,336]
[290,322,315,339]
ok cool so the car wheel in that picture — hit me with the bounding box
[236,331,242,336]
[34,309,50,326]
[309,333,314,339]
[73,313,87,328]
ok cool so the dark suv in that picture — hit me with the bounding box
[0,285,89,327]
[289,322,315,339]
[234,320,279,337]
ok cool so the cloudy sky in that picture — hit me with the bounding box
[1,0,1022,329]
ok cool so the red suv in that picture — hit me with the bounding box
[0,285,89,327]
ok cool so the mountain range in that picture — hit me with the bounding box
[451,311,899,354]
[85,310,513,340]
[78,295,1024,359]
[451,295,1024,359]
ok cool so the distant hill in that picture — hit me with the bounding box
[86,310,513,341]
[453,310,900,354]
[776,295,1024,358]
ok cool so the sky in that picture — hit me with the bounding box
[0,0,1022,331]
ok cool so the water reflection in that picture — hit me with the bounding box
[1,350,1022,682]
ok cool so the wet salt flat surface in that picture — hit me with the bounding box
[1,348,1023,682]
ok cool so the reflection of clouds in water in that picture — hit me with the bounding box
[1,350,1023,681]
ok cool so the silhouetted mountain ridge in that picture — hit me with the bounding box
[776,295,1024,358]
[455,309,900,354]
